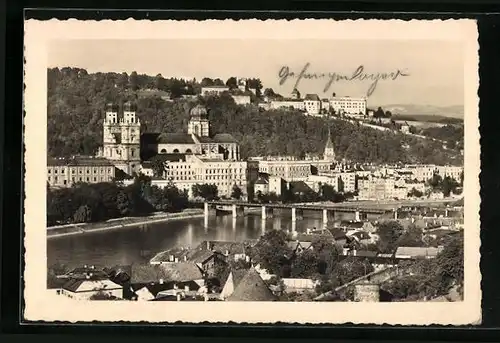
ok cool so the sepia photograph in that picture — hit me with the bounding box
[24,18,481,325]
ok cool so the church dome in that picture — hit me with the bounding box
[190,104,208,118]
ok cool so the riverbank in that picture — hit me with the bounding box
[47,209,205,239]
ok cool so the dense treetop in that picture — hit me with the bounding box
[47,67,462,165]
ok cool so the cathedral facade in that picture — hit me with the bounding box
[96,102,141,175]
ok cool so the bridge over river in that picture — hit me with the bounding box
[199,199,460,228]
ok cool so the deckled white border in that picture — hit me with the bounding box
[23,19,481,325]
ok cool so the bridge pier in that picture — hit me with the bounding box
[232,204,244,218]
[261,206,274,219]
[292,207,304,221]
[204,202,209,218]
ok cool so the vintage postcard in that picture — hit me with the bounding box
[24,18,481,325]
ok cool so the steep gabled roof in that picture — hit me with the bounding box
[226,267,278,302]
[304,94,321,101]
[130,263,203,284]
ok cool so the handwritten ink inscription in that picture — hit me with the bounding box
[278,63,409,97]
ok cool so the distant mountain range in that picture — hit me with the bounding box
[377,104,464,119]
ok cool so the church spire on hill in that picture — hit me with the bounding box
[323,127,336,162]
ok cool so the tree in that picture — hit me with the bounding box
[263,88,276,98]
[200,77,214,87]
[434,234,464,293]
[73,204,92,223]
[90,291,119,300]
[192,184,218,201]
[250,230,293,277]
[441,176,459,197]
[320,184,345,202]
[408,187,423,198]
[150,155,167,177]
[290,249,318,278]
[225,77,238,89]
[377,220,404,253]
[116,190,131,216]
[333,257,374,286]
[427,173,443,189]
[396,224,424,247]
[374,107,385,118]
[154,74,166,90]
[231,184,243,200]
[129,71,139,91]
[385,110,392,118]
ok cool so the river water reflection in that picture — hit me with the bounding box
[48,212,336,269]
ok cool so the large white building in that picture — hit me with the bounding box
[250,129,336,182]
[47,156,116,188]
[303,94,322,115]
[148,154,247,199]
[403,164,463,182]
[329,96,367,115]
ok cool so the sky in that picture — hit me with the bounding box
[48,39,464,107]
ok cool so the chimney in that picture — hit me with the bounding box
[91,265,95,269]
[85,274,90,279]
[174,284,178,290]
[169,255,174,262]
[176,293,181,301]
[225,250,229,256]
[204,293,209,302]
[411,217,415,223]
[207,241,210,250]
[84,265,88,268]
[306,228,311,234]
[342,247,349,255]
[245,255,250,263]
[353,249,357,257]
[184,285,190,292]
[159,278,164,284]
[183,255,187,262]
[175,257,179,263]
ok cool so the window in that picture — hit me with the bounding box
[72,169,75,174]
[86,177,90,182]
[63,180,67,185]
[79,177,82,181]
[93,177,97,182]
[54,169,58,174]
[48,169,51,174]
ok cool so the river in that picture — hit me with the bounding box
[47,212,335,269]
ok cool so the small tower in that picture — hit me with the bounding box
[188,104,210,137]
[323,127,336,162]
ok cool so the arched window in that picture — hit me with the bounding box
[160,149,167,153]
[173,149,179,153]
[186,149,192,154]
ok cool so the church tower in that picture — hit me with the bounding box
[323,127,336,162]
[100,102,141,175]
[187,104,210,137]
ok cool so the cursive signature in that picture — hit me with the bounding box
[278,63,409,97]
